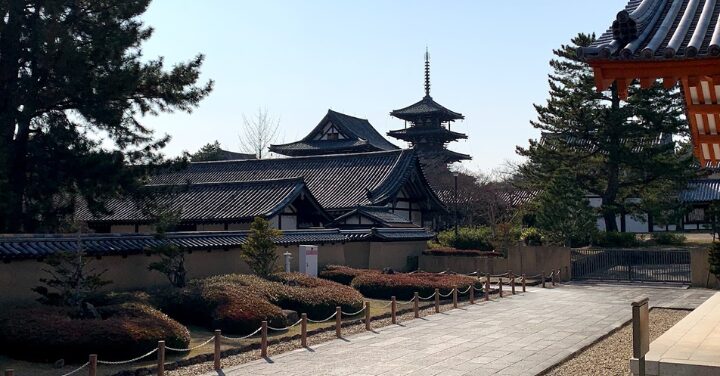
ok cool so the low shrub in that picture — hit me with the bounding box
[318,265,378,285]
[157,273,364,331]
[422,247,502,257]
[651,232,686,246]
[593,232,640,248]
[351,272,482,300]
[0,303,190,362]
[521,227,543,246]
[436,227,494,251]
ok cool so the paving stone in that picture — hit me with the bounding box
[205,284,712,376]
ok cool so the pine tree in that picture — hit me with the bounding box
[535,170,597,247]
[0,1,213,232]
[191,141,225,162]
[516,33,696,232]
[241,217,282,278]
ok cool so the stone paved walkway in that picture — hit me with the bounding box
[208,284,714,376]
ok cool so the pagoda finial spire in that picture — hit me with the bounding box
[424,47,430,97]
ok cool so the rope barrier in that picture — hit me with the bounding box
[376,301,394,309]
[341,306,366,316]
[97,348,158,365]
[438,289,454,298]
[268,318,304,332]
[417,292,436,300]
[59,362,89,376]
[221,326,262,341]
[488,272,509,277]
[166,336,215,352]
[307,311,338,323]
[457,286,472,294]
[395,297,416,305]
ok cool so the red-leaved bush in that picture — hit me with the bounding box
[0,303,190,362]
[318,265,379,285]
[351,272,483,300]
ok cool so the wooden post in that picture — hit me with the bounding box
[469,285,475,304]
[335,306,342,337]
[557,269,562,283]
[89,354,97,376]
[632,298,650,376]
[214,329,221,370]
[4,370,14,376]
[391,296,397,324]
[510,273,516,295]
[434,288,440,313]
[484,276,490,301]
[157,340,165,376]
[552,270,556,286]
[301,313,308,347]
[542,271,546,288]
[499,277,503,298]
[452,286,458,308]
[522,274,526,293]
[413,292,419,318]
[261,321,268,357]
[364,302,371,330]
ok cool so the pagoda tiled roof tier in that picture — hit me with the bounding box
[149,150,444,212]
[387,126,469,143]
[390,95,464,123]
[270,110,398,156]
[416,148,472,163]
[580,0,720,60]
[0,228,435,261]
[76,178,329,225]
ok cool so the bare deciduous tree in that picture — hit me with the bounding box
[239,108,280,159]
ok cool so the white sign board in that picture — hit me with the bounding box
[299,245,318,277]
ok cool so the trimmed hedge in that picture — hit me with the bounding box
[436,227,495,251]
[351,272,482,300]
[422,247,502,257]
[318,265,378,285]
[651,232,686,246]
[157,273,364,333]
[0,303,190,362]
[593,232,640,247]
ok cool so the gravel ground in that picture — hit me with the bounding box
[544,308,689,376]
[166,300,461,376]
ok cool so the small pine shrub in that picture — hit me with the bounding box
[593,232,640,248]
[437,227,494,251]
[651,232,686,246]
[520,228,543,246]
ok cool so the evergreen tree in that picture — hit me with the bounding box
[241,217,282,278]
[0,1,213,232]
[191,141,225,162]
[535,170,597,247]
[148,210,187,288]
[517,33,696,232]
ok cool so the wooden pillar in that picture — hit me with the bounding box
[261,321,268,357]
[364,302,371,330]
[335,307,342,338]
[522,274,526,293]
[510,273,516,295]
[214,330,221,370]
[542,271,546,288]
[89,354,97,376]
[499,277,503,298]
[157,340,165,376]
[434,288,440,313]
[391,296,397,324]
[413,292,419,318]
[301,313,308,347]
[484,276,490,301]
[469,285,475,304]
[452,286,458,308]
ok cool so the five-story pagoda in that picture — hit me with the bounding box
[388,50,470,164]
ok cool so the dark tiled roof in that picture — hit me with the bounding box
[0,228,435,260]
[580,0,720,60]
[390,95,464,122]
[150,150,444,212]
[680,179,720,202]
[340,228,436,242]
[332,206,415,228]
[214,150,256,161]
[270,110,398,156]
[387,127,468,142]
[77,178,329,224]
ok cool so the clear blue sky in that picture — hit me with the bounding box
[140,0,627,173]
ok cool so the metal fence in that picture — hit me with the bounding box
[571,248,691,283]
